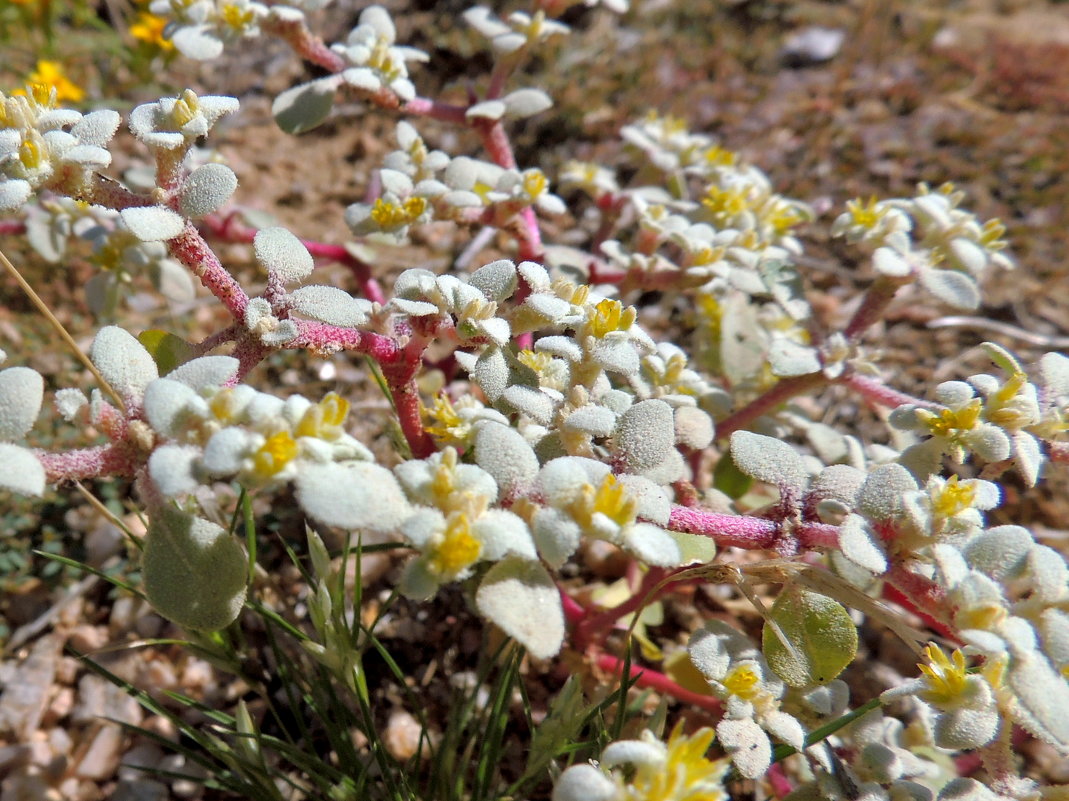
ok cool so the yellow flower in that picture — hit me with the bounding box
[428,512,482,578]
[917,644,969,706]
[24,61,85,104]
[130,11,175,51]
[568,473,637,531]
[253,431,298,477]
[623,724,729,801]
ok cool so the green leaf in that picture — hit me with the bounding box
[762,587,858,688]
[143,508,248,631]
[138,329,195,375]
[713,450,752,499]
[273,79,338,135]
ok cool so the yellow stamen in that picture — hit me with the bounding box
[429,513,482,577]
[931,476,976,519]
[588,298,635,338]
[253,431,297,476]
[918,644,969,705]
[295,392,349,439]
[722,664,761,700]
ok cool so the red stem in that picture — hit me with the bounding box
[714,372,829,441]
[291,320,400,363]
[560,587,587,626]
[884,562,952,630]
[836,372,935,411]
[264,16,347,73]
[881,582,957,642]
[168,225,249,321]
[844,273,911,342]
[667,505,778,549]
[594,652,723,715]
[472,118,544,261]
[34,443,142,482]
[573,567,667,647]
[203,214,386,305]
[795,522,840,549]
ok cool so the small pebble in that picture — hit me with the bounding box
[74,725,124,780]
[780,26,845,67]
[384,710,427,761]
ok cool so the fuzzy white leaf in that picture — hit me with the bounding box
[143,508,247,630]
[857,463,916,519]
[89,326,159,401]
[674,406,714,450]
[475,557,564,659]
[615,399,675,475]
[143,378,203,436]
[717,717,771,779]
[290,286,371,327]
[621,522,681,566]
[1012,431,1043,487]
[254,226,314,283]
[501,384,555,425]
[0,443,45,496]
[296,461,410,532]
[466,100,507,121]
[120,206,186,242]
[473,422,539,498]
[273,77,339,135]
[729,430,807,491]
[919,268,981,310]
[502,88,552,118]
[473,346,509,402]
[838,515,888,574]
[148,444,201,496]
[564,404,617,438]
[165,356,240,390]
[468,259,517,302]
[171,25,224,60]
[1006,650,1069,751]
[0,367,44,440]
[768,339,820,377]
[179,163,238,219]
[551,765,618,801]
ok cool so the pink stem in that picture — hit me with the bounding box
[881,582,957,642]
[192,325,240,356]
[291,320,433,456]
[291,320,401,363]
[594,652,723,714]
[560,587,587,626]
[844,273,912,342]
[574,567,667,646]
[401,96,469,125]
[203,214,387,305]
[767,763,794,799]
[885,562,951,625]
[714,372,829,441]
[473,119,544,261]
[264,16,347,73]
[85,174,158,210]
[795,522,840,549]
[168,225,249,321]
[837,372,935,411]
[387,372,435,458]
[667,505,778,549]
[34,443,142,482]
[0,219,26,235]
[230,338,270,384]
